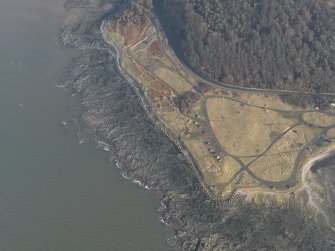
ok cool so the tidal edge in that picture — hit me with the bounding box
[59,0,335,250]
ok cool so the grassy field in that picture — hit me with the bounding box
[265,125,319,155]
[236,93,302,111]
[238,172,258,187]
[249,151,298,182]
[106,9,335,201]
[219,156,242,182]
[302,111,335,127]
[107,30,124,47]
[327,128,335,138]
[207,97,295,156]
[154,67,193,94]
[159,111,188,135]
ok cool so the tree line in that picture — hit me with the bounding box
[154,0,335,97]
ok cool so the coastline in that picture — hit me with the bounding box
[99,18,211,198]
[60,1,335,250]
[298,149,335,223]
[301,149,335,188]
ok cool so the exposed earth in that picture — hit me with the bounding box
[60,0,335,250]
[104,5,335,204]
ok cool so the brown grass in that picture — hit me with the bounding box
[119,18,147,45]
[207,97,295,156]
[249,151,298,182]
[148,40,164,58]
[327,128,335,138]
[105,9,335,197]
[236,93,302,111]
[302,111,335,127]
[154,67,193,94]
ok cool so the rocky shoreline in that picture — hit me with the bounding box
[60,0,335,250]
[100,18,211,198]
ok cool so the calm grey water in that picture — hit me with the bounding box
[0,0,172,250]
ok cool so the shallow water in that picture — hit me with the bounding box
[0,0,172,250]
[309,155,335,226]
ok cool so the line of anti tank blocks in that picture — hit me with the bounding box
[102,24,241,205]
[106,33,212,197]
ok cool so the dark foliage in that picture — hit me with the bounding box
[154,0,335,93]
